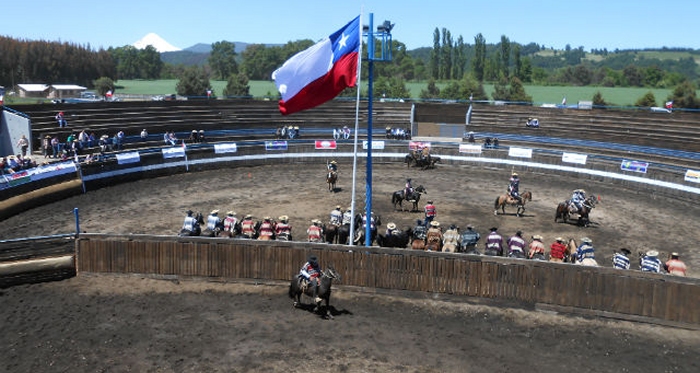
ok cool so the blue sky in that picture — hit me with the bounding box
[2,0,698,51]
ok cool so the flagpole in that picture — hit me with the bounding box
[348,10,364,246]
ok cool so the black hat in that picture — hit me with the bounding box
[620,248,631,255]
[186,210,193,216]
[516,230,522,236]
[407,178,412,181]
[490,227,498,231]
[308,255,318,263]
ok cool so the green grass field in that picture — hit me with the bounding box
[113,79,678,107]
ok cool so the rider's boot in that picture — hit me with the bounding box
[313,280,322,303]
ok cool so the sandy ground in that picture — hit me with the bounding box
[1,161,699,372]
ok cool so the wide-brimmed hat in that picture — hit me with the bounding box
[449,224,457,230]
[620,248,631,255]
[427,200,433,204]
[387,223,396,230]
[245,214,252,218]
[227,211,235,216]
[346,207,352,211]
[555,237,564,242]
[581,237,592,244]
[330,160,337,164]
[512,172,518,176]
[466,224,474,229]
[210,209,219,215]
[646,250,659,257]
[45,135,52,138]
[671,252,680,258]
[279,215,288,221]
[335,205,341,209]
[263,216,271,221]
[490,227,498,231]
[308,255,318,263]
[430,221,440,227]
[532,234,543,241]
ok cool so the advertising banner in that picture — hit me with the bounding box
[315,140,337,150]
[620,160,648,173]
[459,144,482,154]
[508,147,533,158]
[116,152,141,164]
[684,169,700,183]
[265,141,288,151]
[214,143,238,154]
[562,152,588,165]
[362,140,385,150]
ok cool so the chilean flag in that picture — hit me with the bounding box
[665,101,673,109]
[272,16,360,115]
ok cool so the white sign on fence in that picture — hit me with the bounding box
[162,146,185,159]
[214,143,238,154]
[116,152,141,164]
[562,152,587,165]
[362,140,385,150]
[685,169,700,183]
[508,147,533,158]
[459,144,482,154]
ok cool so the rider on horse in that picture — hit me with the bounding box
[307,219,323,242]
[329,205,343,226]
[528,234,546,260]
[328,160,338,173]
[507,230,527,258]
[342,207,354,226]
[459,224,481,254]
[485,227,504,256]
[299,254,323,303]
[508,172,522,204]
[257,217,275,240]
[576,237,596,264]
[182,210,199,234]
[223,211,238,234]
[412,219,427,241]
[241,214,257,239]
[275,215,292,240]
[570,189,587,212]
[206,210,222,233]
[405,178,414,200]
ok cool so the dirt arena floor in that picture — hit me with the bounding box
[1,161,699,372]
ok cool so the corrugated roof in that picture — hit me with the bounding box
[51,84,87,90]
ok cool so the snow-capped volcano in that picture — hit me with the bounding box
[133,33,181,53]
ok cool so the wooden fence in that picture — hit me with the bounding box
[76,234,700,328]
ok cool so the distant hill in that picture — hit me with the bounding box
[162,41,284,66]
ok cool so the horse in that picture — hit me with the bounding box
[178,212,204,237]
[555,195,597,226]
[565,238,598,266]
[405,151,440,170]
[289,266,341,319]
[219,220,241,238]
[392,185,427,212]
[352,214,381,246]
[326,171,338,192]
[494,191,532,217]
[324,224,339,244]
[376,227,412,248]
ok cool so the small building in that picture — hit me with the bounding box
[16,84,49,98]
[48,84,87,99]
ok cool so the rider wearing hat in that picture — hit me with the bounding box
[329,205,343,226]
[241,214,257,239]
[442,224,460,253]
[342,207,354,226]
[640,250,662,273]
[412,219,427,241]
[206,209,223,233]
[405,178,414,200]
[508,172,522,204]
[507,230,527,258]
[275,215,292,241]
[223,211,239,235]
[299,254,323,303]
[257,216,275,240]
[665,252,687,276]
[386,222,399,236]
[548,237,567,262]
[576,237,596,263]
[459,224,480,254]
[425,221,443,251]
[182,210,199,234]
[327,160,338,173]
[485,227,504,256]
[307,219,323,242]
[571,189,587,212]
[612,248,632,270]
[528,234,546,260]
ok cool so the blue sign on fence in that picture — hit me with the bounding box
[620,160,648,173]
[265,141,288,151]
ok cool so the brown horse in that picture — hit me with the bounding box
[555,195,597,226]
[494,191,532,217]
[326,171,337,192]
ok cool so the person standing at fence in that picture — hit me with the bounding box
[527,235,546,260]
[16,135,29,157]
[612,248,631,270]
[507,230,527,258]
[665,252,687,276]
[484,227,504,256]
[55,111,67,127]
[459,224,480,254]
[42,135,52,159]
[424,200,436,227]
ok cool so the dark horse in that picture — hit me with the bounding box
[494,191,532,217]
[376,227,412,248]
[326,171,338,192]
[392,185,427,212]
[178,212,204,237]
[352,214,382,246]
[289,266,341,319]
[336,214,362,245]
[324,224,339,244]
[405,151,441,170]
[555,195,597,227]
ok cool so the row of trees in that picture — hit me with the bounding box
[1,34,698,108]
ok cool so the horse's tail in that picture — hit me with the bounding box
[494,196,501,209]
[288,278,298,299]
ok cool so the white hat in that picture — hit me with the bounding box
[387,223,396,230]
[581,237,592,244]
[279,215,288,221]
[227,211,235,216]
[430,221,440,227]
[646,250,659,257]
[210,209,219,215]
[532,234,543,241]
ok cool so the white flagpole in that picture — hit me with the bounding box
[348,10,364,246]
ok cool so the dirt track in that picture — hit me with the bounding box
[1,162,699,372]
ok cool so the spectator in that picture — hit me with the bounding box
[167,131,178,146]
[507,230,527,258]
[16,135,29,157]
[140,129,148,140]
[51,136,60,158]
[665,252,687,277]
[198,129,206,143]
[612,248,631,270]
[188,130,199,143]
[42,135,52,159]
[548,237,567,262]
[55,111,67,127]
